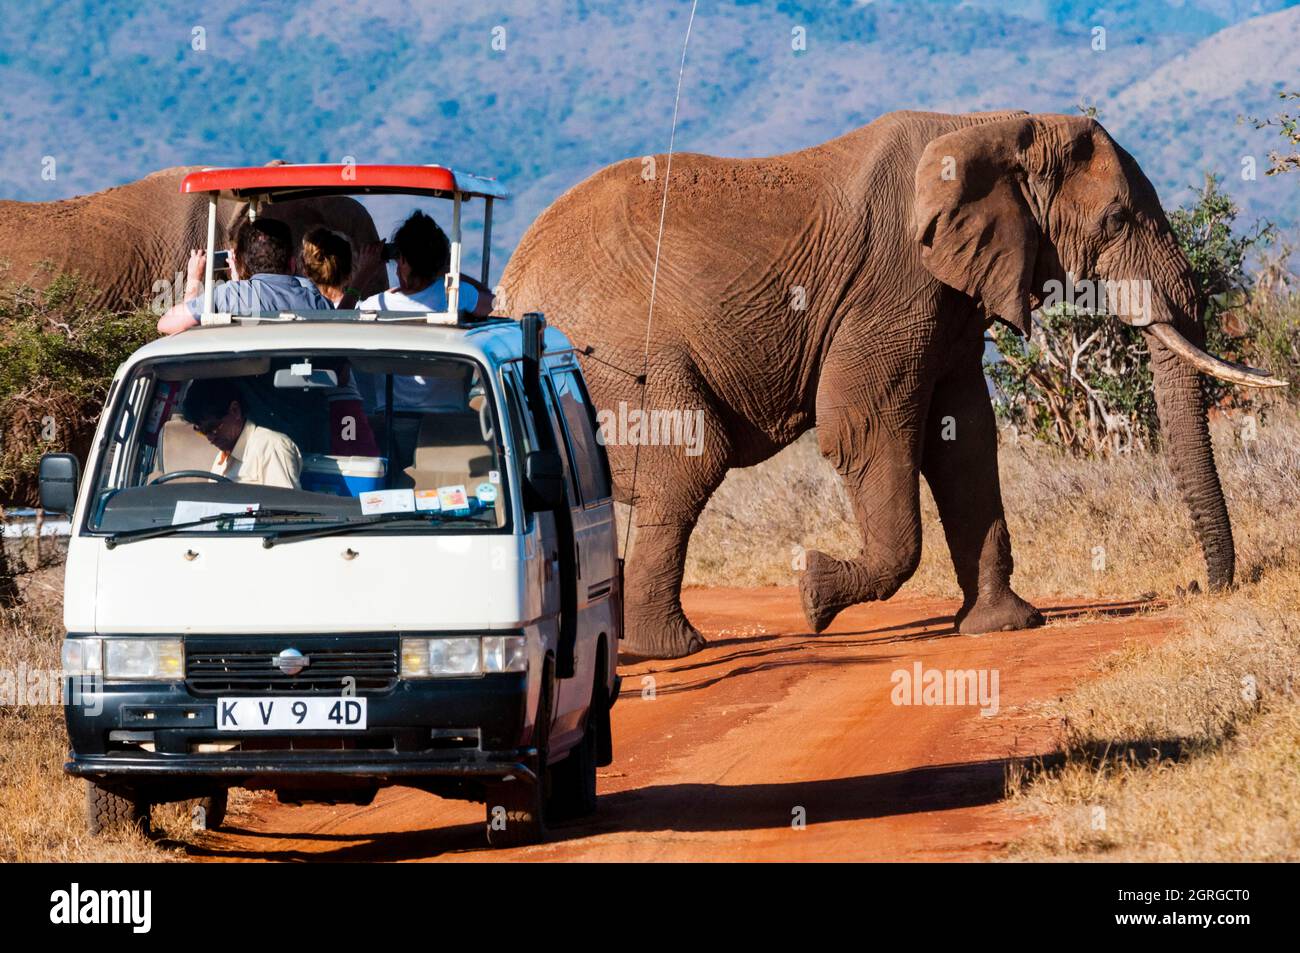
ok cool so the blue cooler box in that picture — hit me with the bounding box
[301,454,387,497]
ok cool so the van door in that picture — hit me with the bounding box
[545,364,617,746]
[501,368,561,629]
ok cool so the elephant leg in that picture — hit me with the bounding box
[615,363,731,661]
[799,445,925,632]
[798,332,928,633]
[621,514,710,662]
[921,353,1043,634]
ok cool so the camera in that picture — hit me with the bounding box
[381,241,400,262]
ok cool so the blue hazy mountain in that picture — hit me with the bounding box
[0,0,1296,280]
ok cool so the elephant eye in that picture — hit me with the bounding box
[1101,205,1129,239]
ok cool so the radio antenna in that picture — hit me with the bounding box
[622,0,699,561]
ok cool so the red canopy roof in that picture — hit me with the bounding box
[179,164,509,201]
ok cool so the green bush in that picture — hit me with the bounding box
[0,274,155,504]
[986,175,1279,456]
[987,308,1156,454]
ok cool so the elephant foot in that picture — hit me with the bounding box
[799,550,853,634]
[955,589,1044,634]
[619,610,707,662]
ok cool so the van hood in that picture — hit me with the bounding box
[87,533,541,634]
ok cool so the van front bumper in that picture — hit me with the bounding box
[64,672,535,788]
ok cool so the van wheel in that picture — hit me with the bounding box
[185,790,228,831]
[547,669,602,821]
[484,661,551,848]
[86,780,150,835]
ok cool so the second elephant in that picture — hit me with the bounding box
[0,165,385,312]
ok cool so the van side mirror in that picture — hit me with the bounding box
[524,450,565,511]
[39,452,81,515]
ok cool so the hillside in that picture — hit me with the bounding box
[1107,5,1300,222]
[0,0,1295,280]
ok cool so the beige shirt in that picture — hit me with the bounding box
[211,421,302,489]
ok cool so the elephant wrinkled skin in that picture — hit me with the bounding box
[501,110,1279,660]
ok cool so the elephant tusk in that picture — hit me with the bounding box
[1148,323,1289,389]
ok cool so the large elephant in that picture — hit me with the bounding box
[0,164,384,312]
[501,110,1283,660]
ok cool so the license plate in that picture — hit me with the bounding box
[216,697,367,731]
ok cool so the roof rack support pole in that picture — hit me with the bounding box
[202,193,217,316]
[446,191,462,318]
[481,196,493,288]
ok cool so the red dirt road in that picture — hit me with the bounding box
[193,587,1173,862]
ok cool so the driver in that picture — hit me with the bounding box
[179,379,302,489]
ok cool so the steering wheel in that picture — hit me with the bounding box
[149,470,234,486]
[479,401,495,442]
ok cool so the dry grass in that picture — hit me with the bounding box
[688,408,1300,603]
[1007,570,1300,860]
[0,566,224,862]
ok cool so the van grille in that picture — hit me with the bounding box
[184,637,399,695]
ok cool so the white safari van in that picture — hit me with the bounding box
[40,165,622,847]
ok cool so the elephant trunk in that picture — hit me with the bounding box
[1143,315,1234,590]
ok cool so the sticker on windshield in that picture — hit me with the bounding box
[173,501,260,530]
[437,484,471,515]
[414,489,442,512]
[359,489,415,515]
[488,470,500,484]
[476,482,498,505]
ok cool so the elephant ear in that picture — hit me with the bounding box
[913,118,1042,336]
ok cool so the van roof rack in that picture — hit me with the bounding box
[180,163,507,320]
[196,310,518,328]
[180,164,509,202]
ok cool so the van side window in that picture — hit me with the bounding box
[549,368,612,505]
[507,365,578,504]
[502,368,536,455]
[544,382,580,504]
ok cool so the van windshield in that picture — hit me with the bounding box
[86,351,509,537]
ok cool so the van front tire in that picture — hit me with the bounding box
[547,712,598,821]
[484,660,551,848]
[548,661,607,822]
[86,780,150,836]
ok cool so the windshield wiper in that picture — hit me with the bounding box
[103,508,325,548]
[262,511,484,547]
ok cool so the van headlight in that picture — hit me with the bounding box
[61,638,103,677]
[482,636,528,673]
[401,635,527,677]
[102,638,184,680]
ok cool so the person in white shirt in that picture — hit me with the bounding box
[356,210,495,418]
[357,209,494,321]
[180,379,302,489]
[351,213,496,470]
